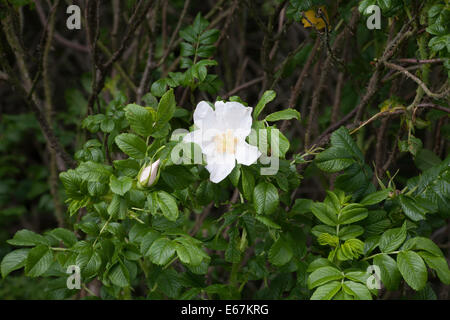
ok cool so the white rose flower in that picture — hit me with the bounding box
[183,101,261,183]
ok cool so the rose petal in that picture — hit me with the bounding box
[193,101,216,130]
[214,101,253,138]
[205,152,236,183]
[235,140,261,166]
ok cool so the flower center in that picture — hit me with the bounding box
[214,129,238,154]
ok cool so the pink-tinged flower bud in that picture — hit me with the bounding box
[138,159,161,188]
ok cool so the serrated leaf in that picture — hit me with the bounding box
[25,245,53,277]
[255,216,281,229]
[109,175,133,196]
[418,252,450,284]
[403,237,444,257]
[253,182,279,215]
[115,133,147,159]
[308,266,343,289]
[108,263,130,288]
[379,223,407,253]
[397,251,427,291]
[374,253,401,291]
[175,237,205,266]
[360,189,390,206]
[241,167,255,201]
[342,281,372,300]
[310,281,342,300]
[7,229,49,247]
[1,249,29,278]
[46,228,77,247]
[265,109,300,122]
[398,195,427,221]
[268,237,293,267]
[157,89,176,125]
[156,191,179,222]
[148,238,176,265]
[254,90,276,120]
[338,204,368,225]
[311,202,338,226]
[315,147,355,173]
[124,104,154,137]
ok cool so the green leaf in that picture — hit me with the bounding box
[140,231,161,256]
[160,166,195,190]
[310,281,342,300]
[148,238,176,265]
[315,147,355,173]
[317,233,339,247]
[338,204,368,225]
[379,223,407,253]
[25,245,53,277]
[76,247,101,278]
[413,284,437,300]
[335,163,375,200]
[268,236,293,266]
[225,228,241,263]
[124,104,155,137]
[109,175,133,196]
[338,225,364,240]
[115,133,147,159]
[397,251,427,291]
[265,109,301,122]
[418,252,450,284]
[311,203,338,226]
[157,268,182,298]
[403,237,444,257]
[46,228,77,247]
[308,266,343,289]
[377,0,392,11]
[150,79,167,97]
[180,42,195,57]
[415,149,441,171]
[196,45,216,58]
[398,135,423,156]
[7,229,49,247]
[307,258,334,272]
[342,281,372,300]
[157,89,176,124]
[228,165,240,188]
[156,191,179,222]
[198,29,219,45]
[107,194,128,219]
[373,254,401,291]
[179,26,196,43]
[360,189,390,206]
[359,0,377,15]
[192,13,209,34]
[255,216,281,229]
[1,249,29,278]
[330,127,364,161]
[114,159,140,177]
[241,167,255,201]
[253,182,279,215]
[398,195,428,221]
[337,239,364,260]
[253,90,276,120]
[344,271,369,284]
[100,118,115,133]
[108,263,130,287]
[175,237,205,266]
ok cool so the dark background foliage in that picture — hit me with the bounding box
[0,0,449,299]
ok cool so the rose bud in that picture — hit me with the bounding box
[137,159,161,188]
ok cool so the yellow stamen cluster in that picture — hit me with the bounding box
[214,129,238,154]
